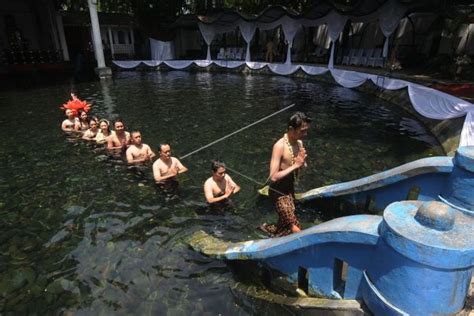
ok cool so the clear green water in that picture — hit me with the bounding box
[0,71,443,314]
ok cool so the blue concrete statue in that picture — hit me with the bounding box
[189,146,474,315]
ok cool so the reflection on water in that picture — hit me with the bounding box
[0,72,443,314]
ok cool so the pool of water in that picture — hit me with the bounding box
[0,71,444,314]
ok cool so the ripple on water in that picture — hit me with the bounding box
[0,71,444,314]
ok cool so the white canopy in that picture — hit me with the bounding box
[191,0,416,66]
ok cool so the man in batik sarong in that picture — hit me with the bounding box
[260,112,311,237]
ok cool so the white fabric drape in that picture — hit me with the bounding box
[408,84,474,146]
[149,38,175,60]
[301,65,329,75]
[163,60,194,69]
[113,61,142,68]
[324,11,348,68]
[238,21,257,62]
[268,63,300,75]
[214,60,246,68]
[113,59,474,146]
[246,61,268,70]
[280,16,301,64]
[198,22,216,60]
[378,0,406,58]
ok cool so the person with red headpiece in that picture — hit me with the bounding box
[61,109,80,132]
[61,93,92,132]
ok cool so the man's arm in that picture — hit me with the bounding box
[269,141,306,182]
[146,145,156,160]
[226,175,240,194]
[204,180,230,204]
[174,158,188,174]
[61,121,72,132]
[153,161,178,182]
[126,148,135,164]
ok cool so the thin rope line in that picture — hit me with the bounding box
[180,103,295,159]
[224,165,286,197]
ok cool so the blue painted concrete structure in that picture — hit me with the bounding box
[301,156,453,212]
[190,147,474,315]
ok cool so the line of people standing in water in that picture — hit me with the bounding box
[60,106,241,211]
[61,99,311,237]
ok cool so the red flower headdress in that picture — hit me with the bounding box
[61,93,91,115]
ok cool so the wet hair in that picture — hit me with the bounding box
[159,143,170,152]
[287,112,312,130]
[89,118,98,126]
[98,119,111,133]
[131,130,141,137]
[113,119,126,129]
[78,110,88,121]
[211,160,226,172]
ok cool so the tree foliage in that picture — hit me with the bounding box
[57,0,313,15]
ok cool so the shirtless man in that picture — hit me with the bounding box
[61,109,80,132]
[203,160,240,208]
[152,143,188,186]
[126,130,156,164]
[107,119,131,150]
[260,112,311,237]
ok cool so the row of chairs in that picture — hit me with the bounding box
[217,47,245,60]
[342,48,384,67]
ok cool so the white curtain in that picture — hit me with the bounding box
[280,16,301,64]
[325,11,348,68]
[198,22,216,60]
[378,0,406,58]
[149,38,175,60]
[238,21,257,62]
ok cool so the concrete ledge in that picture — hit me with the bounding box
[95,66,112,79]
[232,282,368,316]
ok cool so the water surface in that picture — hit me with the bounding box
[0,71,443,314]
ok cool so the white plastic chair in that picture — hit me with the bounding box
[342,48,355,65]
[368,48,384,67]
[359,48,374,66]
[217,48,225,59]
[350,49,364,65]
[238,47,244,60]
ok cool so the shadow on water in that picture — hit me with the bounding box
[0,71,444,314]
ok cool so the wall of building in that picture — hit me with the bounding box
[0,0,58,51]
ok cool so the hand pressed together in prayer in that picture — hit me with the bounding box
[224,181,236,198]
[294,147,307,168]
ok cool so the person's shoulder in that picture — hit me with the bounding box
[204,177,213,186]
[154,158,165,166]
[273,138,285,148]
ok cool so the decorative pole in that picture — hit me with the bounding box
[87,0,112,78]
